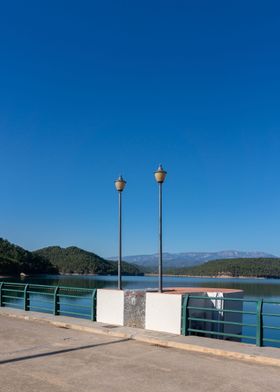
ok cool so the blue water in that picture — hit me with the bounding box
[4,274,280,296]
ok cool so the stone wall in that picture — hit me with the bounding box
[124,290,146,328]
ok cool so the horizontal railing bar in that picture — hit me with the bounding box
[188,317,256,328]
[263,338,280,343]
[57,294,91,299]
[29,306,53,312]
[188,295,279,305]
[2,288,24,293]
[29,298,53,305]
[58,310,90,317]
[27,284,56,289]
[56,286,94,292]
[187,306,256,315]
[2,301,22,307]
[0,282,94,291]
[263,325,280,331]
[27,284,94,292]
[58,302,92,309]
[262,313,280,318]
[28,292,91,301]
[28,291,54,296]
[2,285,93,298]
[189,295,258,303]
[2,295,24,300]
[187,328,255,340]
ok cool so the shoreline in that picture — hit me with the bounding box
[1,274,278,280]
[144,273,270,279]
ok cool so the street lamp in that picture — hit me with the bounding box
[114,175,126,290]
[154,165,167,292]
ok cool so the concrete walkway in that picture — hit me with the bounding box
[1,307,280,367]
[0,309,280,392]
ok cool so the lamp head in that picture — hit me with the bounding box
[115,175,126,192]
[154,165,167,183]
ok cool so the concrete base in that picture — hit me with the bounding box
[96,289,124,325]
[145,292,182,334]
[95,287,244,337]
[144,288,243,336]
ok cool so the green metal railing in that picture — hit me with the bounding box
[0,282,97,321]
[1,282,280,348]
[181,294,280,347]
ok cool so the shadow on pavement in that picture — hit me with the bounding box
[0,338,131,365]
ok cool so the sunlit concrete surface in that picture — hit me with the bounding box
[0,315,279,392]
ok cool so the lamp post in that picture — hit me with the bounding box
[154,165,167,293]
[114,175,126,290]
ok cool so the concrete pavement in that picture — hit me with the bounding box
[1,307,280,367]
[0,313,280,392]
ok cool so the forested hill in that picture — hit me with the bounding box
[0,238,142,276]
[33,246,142,275]
[167,258,280,278]
[0,238,57,275]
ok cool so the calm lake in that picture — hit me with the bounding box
[4,274,280,299]
[2,275,280,348]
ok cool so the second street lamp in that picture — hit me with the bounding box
[114,175,126,290]
[154,164,167,293]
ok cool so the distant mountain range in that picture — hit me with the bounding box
[110,251,277,270]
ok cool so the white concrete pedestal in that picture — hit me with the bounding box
[96,289,124,325]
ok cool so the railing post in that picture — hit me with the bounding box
[91,289,97,321]
[54,286,60,316]
[0,282,3,307]
[181,294,190,336]
[23,284,29,311]
[256,299,263,347]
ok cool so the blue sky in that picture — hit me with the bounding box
[1,1,280,257]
